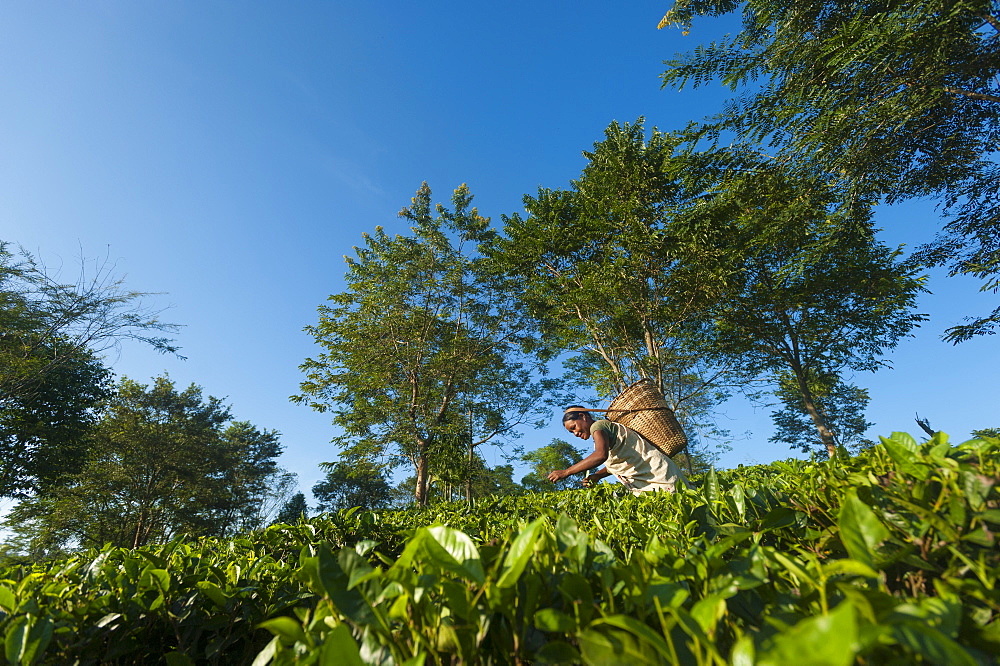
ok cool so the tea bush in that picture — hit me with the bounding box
[1,432,997,664]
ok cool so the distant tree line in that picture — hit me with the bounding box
[0,245,296,560]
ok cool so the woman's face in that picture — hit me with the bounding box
[564,416,592,440]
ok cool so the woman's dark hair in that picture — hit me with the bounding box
[562,406,589,422]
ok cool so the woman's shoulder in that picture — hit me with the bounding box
[590,418,614,432]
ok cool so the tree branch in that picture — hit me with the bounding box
[980,13,1000,33]
[915,413,936,438]
[943,87,1000,103]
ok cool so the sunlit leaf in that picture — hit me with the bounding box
[425,526,485,584]
[258,616,306,645]
[498,519,545,587]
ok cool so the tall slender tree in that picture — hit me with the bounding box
[295,184,552,506]
[769,373,876,456]
[688,164,927,457]
[491,120,736,427]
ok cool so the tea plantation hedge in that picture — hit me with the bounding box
[1,432,998,664]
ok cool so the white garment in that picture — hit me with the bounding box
[592,419,693,496]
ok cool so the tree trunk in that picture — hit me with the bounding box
[465,436,474,503]
[132,509,147,549]
[793,368,838,458]
[414,442,430,506]
[466,407,474,503]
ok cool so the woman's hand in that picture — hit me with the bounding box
[580,468,609,488]
[547,469,568,483]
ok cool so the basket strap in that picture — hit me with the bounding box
[565,406,674,415]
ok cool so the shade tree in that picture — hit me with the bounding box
[275,493,309,525]
[686,163,927,457]
[521,439,586,492]
[312,461,393,513]
[0,241,179,498]
[659,0,1000,341]
[3,375,290,554]
[295,184,553,506]
[769,372,876,456]
[490,120,737,434]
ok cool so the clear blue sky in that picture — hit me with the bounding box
[2,2,996,500]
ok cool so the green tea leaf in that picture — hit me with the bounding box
[3,615,53,666]
[730,635,755,666]
[164,652,195,666]
[5,616,27,665]
[592,615,674,660]
[534,641,581,664]
[258,616,306,645]
[94,613,122,628]
[0,585,15,613]
[759,603,857,666]
[354,540,379,556]
[644,580,689,609]
[960,471,994,511]
[838,491,889,567]
[196,581,229,609]
[704,466,719,505]
[880,436,927,479]
[821,559,879,579]
[498,519,545,587]
[251,636,279,666]
[425,526,485,584]
[758,506,800,531]
[318,624,364,666]
[728,483,746,522]
[577,627,663,665]
[892,622,977,666]
[555,514,588,569]
[140,568,171,593]
[980,508,1000,525]
[401,655,427,666]
[887,432,919,452]
[534,608,576,632]
[691,593,727,634]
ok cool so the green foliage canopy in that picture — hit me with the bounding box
[521,438,586,492]
[681,160,927,456]
[769,372,876,455]
[275,492,309,525]
[0,342,110,498]
[491,120,734,434]
[295,184,552,506]
[1,432,996,663]
[659,0,1000,341]
[0,242,178,498]
[4,375,289,554]
[312,461,393,513]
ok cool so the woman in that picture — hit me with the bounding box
[547,406,693,495]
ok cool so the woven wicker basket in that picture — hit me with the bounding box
[585,378,688,456]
